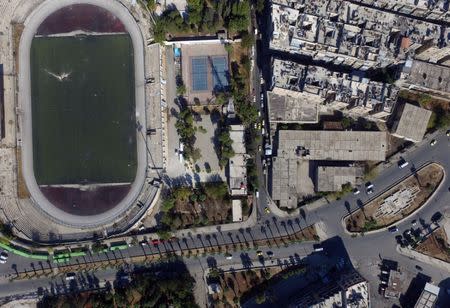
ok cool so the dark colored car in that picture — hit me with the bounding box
[388,226,398,233]
[431,212,443,223]
[415,265,423,271]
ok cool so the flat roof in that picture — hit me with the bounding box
[316,166,363,192]
[278,130,387,161]
[414,283,440,308]
[393,103,432,143]
[267,88,319,123]
[228,124,247,196]
[232,199,242,222]
[407,60,450,93]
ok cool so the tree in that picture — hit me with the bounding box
[240,31,255,48]
[255,292,267,304]
[255,0,265,13]
[341,117,353,129]
[177,83,187,96]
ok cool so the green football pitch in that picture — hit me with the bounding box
[30,34,137,185]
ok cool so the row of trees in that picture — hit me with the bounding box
[39,266,198,308]
[175,108,202,162]
[153,0,253,42]
[218,125,235,168]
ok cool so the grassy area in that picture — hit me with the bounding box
[30,35,137,185]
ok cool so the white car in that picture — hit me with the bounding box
[65,272,76,281]
[0,252,8,264]
[353,188,360,195]
[367,188,373,195]
[399,160,409,169]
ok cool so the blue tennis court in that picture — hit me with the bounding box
[211,56,229,90]
[191,57,208,91]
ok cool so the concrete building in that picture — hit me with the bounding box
[267,88,320,123]
[270,58,399,121]
[392,103,432,143]
[231,199,243,222]
[316,166,363,192]
[277,130,387,161]
[270,0,449,70]
[403,60,450,94]
[271,158,315,209]
[228,124,247,196]
[271,130,385,207]
[288,268,370,308]
[414,282,440,308]
[384,270,406,299]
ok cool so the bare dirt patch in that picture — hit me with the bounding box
[415,228,450,263]
[345,163,444,233]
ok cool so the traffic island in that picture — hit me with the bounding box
[344,163,444,234]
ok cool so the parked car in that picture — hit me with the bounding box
[398,159,409,169]
[140,240,148,246]
[225,253,233,260]
[151,239,160,245]
[411,219,417,226]
[264,207,271,214]
[367,188,374,195]
[0,252,8,264]
[365,182,374,190]
[353,188,360,195]
[431,211,443,223]
[446,129,450,137]
[415,265,423,271]
[388,226,399,233]
[65,272,76,281]
[256,250,263,257]
[430,139,437,146]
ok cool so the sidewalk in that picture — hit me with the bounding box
[397,246,450,273]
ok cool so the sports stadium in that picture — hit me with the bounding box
[17,0,148,228]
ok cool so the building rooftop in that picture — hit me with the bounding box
[316,166,363,192]
[384,270,406,299]
[289,268,369,308]
[405,60,450,93]
[415,283,440,308]
[278,130,387,161]
[228,124,247,196]
[271,58,399,121]
[231,199,242,222]
[392,103,432,143]
[270,0,449,69]
[267,87,319,123]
